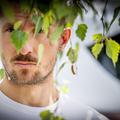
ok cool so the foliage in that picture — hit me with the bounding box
[50,26,64,44]
[37,44,44,65]
[105,39,120,66]
[92,43,104,59]
[11,30,28,53]
[92,33,120,66]
[40,110,64,120]
[76,24,88,41]
[0,69,5,80]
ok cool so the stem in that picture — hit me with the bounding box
[101,0,109,36]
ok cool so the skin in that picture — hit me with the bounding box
[0,11,71,107]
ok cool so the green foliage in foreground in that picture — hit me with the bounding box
[40,110,64,120]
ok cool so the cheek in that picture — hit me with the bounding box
[1,33,13,50]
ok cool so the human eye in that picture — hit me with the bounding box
[3,24,14,33]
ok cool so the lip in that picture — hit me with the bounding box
[13,61,37,68]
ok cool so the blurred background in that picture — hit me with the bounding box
[55,0,120,119]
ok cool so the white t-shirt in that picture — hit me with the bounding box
[0,91,109,120]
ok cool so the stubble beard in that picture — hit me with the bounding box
[2,56,55,86]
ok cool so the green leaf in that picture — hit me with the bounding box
[40,110,54,120]
[106,39,120,66]
[65,23,72,28]
[40,110,64,120]
[37,44,44,65]
[11,30,28,53]
[67,43,79,64]
[42,10,55,35]
[92,43,104,59]
[0,0,15,22]
[50,26,64,44]
[75,42,80,53]
[34,16,43,37]
[0,68,5,80]
[14,21,22,30]
[108,6,120,32]
[60,85,69,94]
[92,33,103,42]
[67,45,79,64]
[76,24,88,41]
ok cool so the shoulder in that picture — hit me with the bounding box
[57,94,109,120]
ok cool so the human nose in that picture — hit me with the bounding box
[19,43,33,55]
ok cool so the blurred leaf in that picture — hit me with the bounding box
[11,30,28,53]
[106,39,120,66]
[75,42,80,53]
[42,10,55,35]
[57,62,66,75]
[67,44,79,64]
[34,16,43,37]
[67,48,75,64]
[40,110,54,120]
[108,6,120,32]
[60,85,69,94]
[65,22,72,28]
[0,68,5,80]
[76,24,88,41]
[37,44,44,65]
[92,43,103,59]
[14,21,22,30]
[0,0,15,22]
[71,64,77,75]
[92,33,103,42]
[50,26,64,44]
[40,110,64,120]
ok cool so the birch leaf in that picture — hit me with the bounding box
[76,24,88,41]
[34,16,43,37]
[92,33,103,42]
[11,30,28,53]
[106,39,120,66]
[0,68,5,80]
[37,44,44,65]
[50,26,64,44]
[92,43,103,59]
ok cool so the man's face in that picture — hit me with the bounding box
[0,12,60,85]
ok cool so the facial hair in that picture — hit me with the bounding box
[2,54,56,86]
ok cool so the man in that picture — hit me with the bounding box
[0,0,109,120]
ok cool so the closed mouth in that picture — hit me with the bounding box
[14,61,37,66]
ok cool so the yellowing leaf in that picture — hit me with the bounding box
[92,33,103,42]
[92,43,103,59]
[37,44,44,65]
[106,39,120,66]
[60,85,69,94]
[76,24,88,41]
[14,21,22,30]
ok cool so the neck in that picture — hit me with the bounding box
[0,73,59,107]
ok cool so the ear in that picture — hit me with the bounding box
[59,28,71,51]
